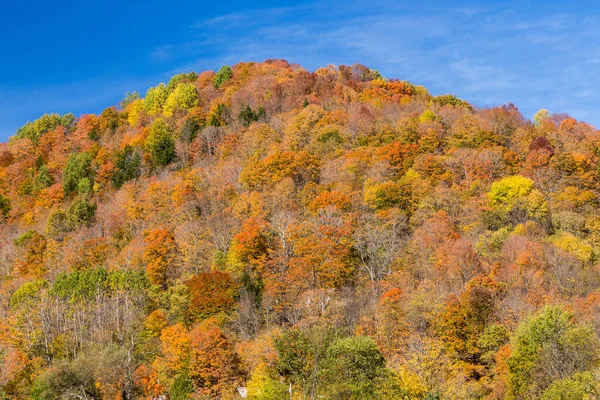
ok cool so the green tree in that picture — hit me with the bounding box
[167,72,198,92]
[275,327,337,399]
[31,356,100,400]
[120,91,140,110]
[67,198,97,228]
[238,106,266,127]
[32,165,53,195]
[111,145,141,188]
[144,83,169,115]
[146,119,176,167]
[179,117,202,143]
[163,83,199,116]
[320,336,387,399]
[62,152,93,195]
[0,194,10,220]
[507,306,600,399]
[16,113,74,144]
[213,65,233,88]
[541,371,599,400]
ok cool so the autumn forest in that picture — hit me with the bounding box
[1,60,600,399]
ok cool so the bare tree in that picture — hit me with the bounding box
[354,209,407,300]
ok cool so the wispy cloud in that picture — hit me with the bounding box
[156,0,599,125]
[4,0,598,141]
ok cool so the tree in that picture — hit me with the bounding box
[213,65,233,88]
[32,165,53,195]
[66,198,97,228]
[320,336,387,399]
[143,229,179,288]
[239,105,266,127]
[144,83,169,115]
[0,194,10,220]
[507,306,600,398]
[188,323,246,397]
[16,113,74,144]
[533,108,550,127]
[62,152,93,195]
[112,144,141,188]
[354,209,407,298]
[437,276,506,378]
[163,83,199,116]
[120,91,140,110]
[185,271,240,322]
[31,356,100,400]
[275,327,336,399]
[146,119,176,167]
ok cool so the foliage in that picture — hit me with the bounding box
[146,119,176,167]
[112,144,141,188]
[2,60,600,398]
[0,194,10,220]
[320,336,387,399]
[507,306,600,398]
[213,65,233,88]
[15,113,74,144]
[144,83,169,115]
[163,82,199,116]
[62,152,93,195]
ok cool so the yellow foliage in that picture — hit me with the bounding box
[551,232,593,263]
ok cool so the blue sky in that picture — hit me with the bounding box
[1,0,599,141]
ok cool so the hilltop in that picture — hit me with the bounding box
[1,60,600,399]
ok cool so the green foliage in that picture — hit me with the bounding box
[144,83,169,115]
[120,91,141,110]
[238,105,266,127]
[169,373,194,400]
[213,65,233,88]
[321,336,387,399]
[32,165,53,195]
[45,209,71,239]
[31,357,101,400]
[167,72,198,92]
[146,119,176,166]
[477,324,510,364]
[112,144,141,188]
[430,94,472,109]
[66,198,96,228]
[10,279,48,308]
[164,82,199,116]
[15,113,75,144]
[179,117,202,143]
[507,306,600,398]
[209,103,228,127]
[275,327,337,398]
[14,230,37,246]
[0,194,10,220]
[51,268,147,301]
[541,372,599,400]
[364,181,407,210]
[62,152,93,195]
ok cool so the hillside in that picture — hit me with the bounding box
[1,59,600,399]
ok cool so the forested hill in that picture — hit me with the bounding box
[1,60,600,399]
